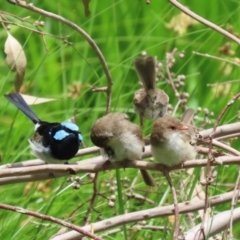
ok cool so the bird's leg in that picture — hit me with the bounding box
[140,115,144,128]
[102,160,112,171]
[163,169,179,239]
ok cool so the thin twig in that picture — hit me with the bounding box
[163,170,179,239]
[208,93,240,175]
[0,19,69,41]
[202,93,240,235]
[82,173,99,226]
[169,0,240,45]
[229,167,240,237]
[0,202,102,240]
[7,0,113,114]
[216,133,240,141]
[51,191,240,240]
[69,198,92,218]
[199,138,240,156]
[193,51,240,68]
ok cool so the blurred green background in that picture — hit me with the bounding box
[0,0,240,239]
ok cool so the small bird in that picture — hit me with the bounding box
[5,93,83,163]
[133,56,169,126]
[150,109,196,167]
[90,112,156,187]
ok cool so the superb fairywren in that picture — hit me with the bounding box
[133,56,169,126]
[5,93,83,163]
[150,109,196,167]
[90,112,156,187]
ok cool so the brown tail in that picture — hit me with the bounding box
[140,169,156,187]
[181,108,195,125]
[134,56,156,91]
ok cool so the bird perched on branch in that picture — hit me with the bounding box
[5,92,83,163]
[133,55,169,126]
[150,109,196,167]
[90,112,156,187]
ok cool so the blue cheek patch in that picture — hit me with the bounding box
[78,133,83,141]
[53,130,70,140]
[60,122,83,141]
[61,122,79,131]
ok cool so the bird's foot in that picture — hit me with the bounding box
[102,159,112,171]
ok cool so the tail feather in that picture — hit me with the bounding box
[181,108,195,125]
[140,169,156,187]
[134,56,156,91]
[5,93,39,124]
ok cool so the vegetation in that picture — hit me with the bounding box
[0,0,240,239]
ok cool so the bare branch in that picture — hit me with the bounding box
[51,191,240,240]
[169,0,240,45]
[185,207,240,240]
[0,202,102,240]
[1,155,240,185]
[163,170,179,239]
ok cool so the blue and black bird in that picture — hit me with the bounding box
[5,93,83,163]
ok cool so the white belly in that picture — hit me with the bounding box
[101,132,143,161]
[151,132,196,167]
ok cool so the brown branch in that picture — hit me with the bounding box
[1,156,240,185]
[163,170,179,239]
[193,51,240,68]
[203,93,240,235]
[82,173,99,226]
[0,202,102,240]
[168,0,240,45]
[50,191,240,240]
[92,86,108,92]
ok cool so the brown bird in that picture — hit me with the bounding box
[90,113,156,187]
[133,56,169,126]
[150,109,196,167]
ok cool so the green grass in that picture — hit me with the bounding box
[0,0,240,239]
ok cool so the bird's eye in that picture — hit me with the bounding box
[169,126,176,130]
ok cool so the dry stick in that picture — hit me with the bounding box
[212,139,240,156]
[76,146,100,157]
[2,156,240,185]
[69,198,92,219]
[0,202,102,240]
[229,168,240,238]
[57,174,100,240]
[216,133,240,141]
[165,49,181,108]
[193,51,240,68]
[7,0,113,114]
[200,138,240,156]
[200,122,240,139]
[203,93,240,237]
[82,173,99,226]
[0,19,69,41]
[196,146,226,157]
[169,0,240,45]
[2,156,240,179]
[163,170,179,240]
[126,192,155,205]
[51,191,240,240]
